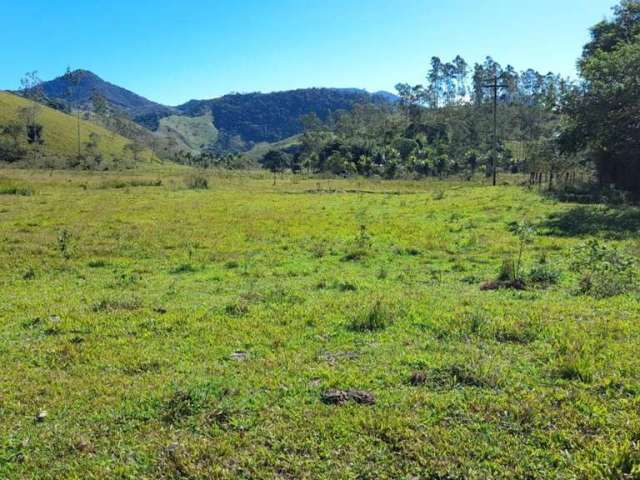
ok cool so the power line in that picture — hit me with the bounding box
[482,69,508,186]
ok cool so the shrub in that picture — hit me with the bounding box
[185,174,209,190]
[527,256,561,286]
[57,229,73,259]
[497,258,516,282]
[570,240,638,298]
[170,263,197,274]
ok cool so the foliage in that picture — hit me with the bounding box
[561,0,640,193]
[527,256,562,286]
[0,91,154,168]
[570,239,638,297]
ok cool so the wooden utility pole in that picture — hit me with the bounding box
[483,70,508,186]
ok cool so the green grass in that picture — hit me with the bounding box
[157,114,219,153]
[0,91,156,164]
[1,169,640,478]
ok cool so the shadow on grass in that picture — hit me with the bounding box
[542,205,640,238]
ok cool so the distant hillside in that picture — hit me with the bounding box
[38,70,174,122]
[176,88,390,148]
[33,70,397,154]
[243,135,302,163]
[157,114,218,154]
[0,91,155,166]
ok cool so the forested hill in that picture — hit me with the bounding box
[172,88,394,146]
[38,70,174,120]
[32,70,397,150]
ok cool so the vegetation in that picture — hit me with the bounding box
[561,0,640,194]
[0,92,155,168]
[1,169,640,478]
[2,2,640,478]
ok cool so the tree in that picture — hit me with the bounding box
[561,0,640,193]
[91,90,108,116]
[123,142,145,168]
[63,68,83,159]
[260,150,288,185]
[18,71,43,137]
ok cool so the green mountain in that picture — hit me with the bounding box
[35,71,397,154]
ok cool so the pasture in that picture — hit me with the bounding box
[1,169,639,479]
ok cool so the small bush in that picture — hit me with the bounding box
[497,258,516,282]
[22,267,36,280]
[57,229,74,259]
[348,299,395,332]
[527,256,561,286]
[171,263,197,274]
[342,249,368,262]
[87,259,108,268]
[185,174,208,190]
[570,240,638,298]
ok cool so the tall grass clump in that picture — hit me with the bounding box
[348,298,395,332]
[184,174,209,190]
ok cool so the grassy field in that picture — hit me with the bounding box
[0,92,156,164]
[1,168,640,479]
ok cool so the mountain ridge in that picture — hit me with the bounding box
[29,70,399,152]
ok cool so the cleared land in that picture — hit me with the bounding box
[0,92,156,164]
[1,169,639,479]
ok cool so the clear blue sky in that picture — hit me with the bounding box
[1,0,617,105]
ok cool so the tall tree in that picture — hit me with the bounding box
[561,0,640,193]
[63,68,83,159]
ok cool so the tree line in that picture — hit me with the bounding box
[259,0,640,196]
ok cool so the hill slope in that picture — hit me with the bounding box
[0,91,155,165]
[176,88,390,147]
[39,70,174,122]
[34,71,397,154]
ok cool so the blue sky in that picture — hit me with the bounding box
[1,0,617,105]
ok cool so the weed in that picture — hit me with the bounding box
[57,229,74,259]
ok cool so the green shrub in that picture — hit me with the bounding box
[570,240,638,298]
[497,258,516,282]
[528,256,561,286]
[57,229,74,259]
